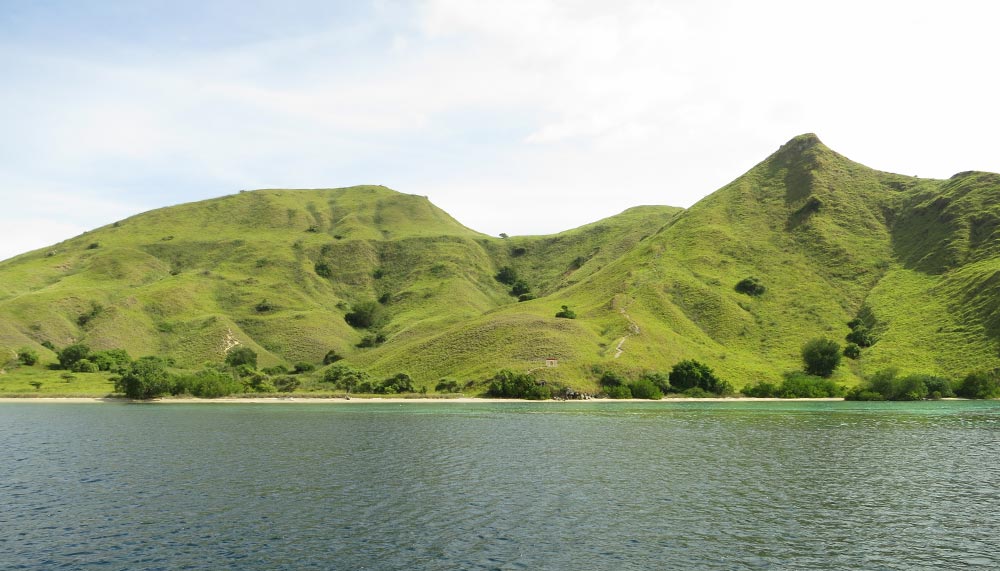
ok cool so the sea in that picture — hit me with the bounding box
[2,400,998,570]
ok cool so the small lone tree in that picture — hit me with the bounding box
[802,338,841,377]
[555,305,577,319]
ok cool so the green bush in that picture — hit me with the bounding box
[845,370,949,401]
[435,379,461,393]
[16,348,38,366]
[323,364,370,392]
[174,368,243,398]
[510,280,531,297]
[776,372,845,398]
[225,347,258,369]
[956,370,1000,399]
[741,381,780,398]
[57,343,90,370]
[668,360,730,394]
[262,365,289,376]
[356,332,387,348]
[116,356,173,400]
[315,261,333,278]
[91,349,132,372]
[843,343,861,359]
[274,376,300,393]
[486,369,550,399]
[242,373,276,393]
[629,378,662,400]
[555,305,577,319]
[376,373,415,394]
[71,359,100,373]
[599,370,626,387]
[801,338,841,377]
[640,371,672,394]
[734,277,766,296]
[293,362,315,374]
[323,350,343,365]
[344,300,384,329]
[604,384,632,399]
[494,266,518,285]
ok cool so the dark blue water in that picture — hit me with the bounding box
[2,401,999,570]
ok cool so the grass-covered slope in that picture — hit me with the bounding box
[3,135,1000,392]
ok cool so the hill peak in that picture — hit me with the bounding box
[777,133,826,156]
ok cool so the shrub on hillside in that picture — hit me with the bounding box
[435,379,461,393]
[225,347,258,369]
[510,280,531,297]
[801,338,841,377]
[91,349,133,372]
[315,261,333,278]
[843,343,861,359]
[734,277,766,297]
[555,305,577,319]
[71,359,100,373]
[356,332,387,348]
[323,350,343,365]
[494,266,518,285]
[16,348,38,366]
[293,362,316,374]
[344,300,384,329]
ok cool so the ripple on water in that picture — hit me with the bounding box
[0,401,998,570]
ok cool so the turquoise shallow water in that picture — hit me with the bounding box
[1,400,999,570]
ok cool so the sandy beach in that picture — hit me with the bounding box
[0,396,846,404]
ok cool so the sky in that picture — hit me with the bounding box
[2,0,999,261]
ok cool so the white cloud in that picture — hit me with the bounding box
[2,0,1000,256]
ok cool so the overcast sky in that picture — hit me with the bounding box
[2,0,999,261]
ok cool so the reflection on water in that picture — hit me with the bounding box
[2,401,998,570]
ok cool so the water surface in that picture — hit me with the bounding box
[2,401,998,570]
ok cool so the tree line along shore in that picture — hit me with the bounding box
[4,340,999,401]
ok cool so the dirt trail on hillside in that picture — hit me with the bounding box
[613,304,641,359]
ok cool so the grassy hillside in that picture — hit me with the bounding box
[3,135,1000,394]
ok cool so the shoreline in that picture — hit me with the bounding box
[0,396,849,404]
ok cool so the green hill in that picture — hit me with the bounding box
[2,135,999,395]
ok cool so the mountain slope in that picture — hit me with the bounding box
[2,136,999,391]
